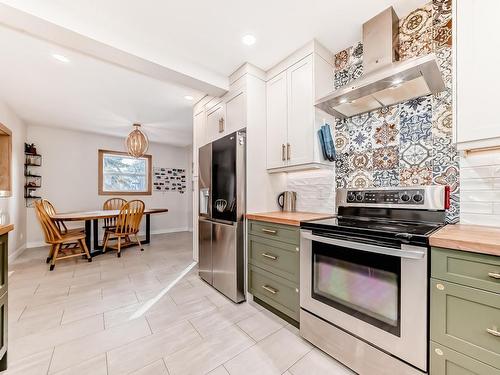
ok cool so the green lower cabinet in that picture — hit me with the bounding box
[249,264,299,321]
[430,247,500,374]
[247,220,300,323]
[430,341,500,375]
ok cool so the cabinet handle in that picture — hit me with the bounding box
[261,228,277,235]
[287,143,291,160]
[218,118,224,133]
[262,285,278,294]
[487,328,500,337]
[261,253,278,260]
[488,272,500,279]
[282,144,286,161]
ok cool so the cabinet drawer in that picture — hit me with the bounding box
[430,279,500,368]
[430,341,500,375]
[248,220,299,245]
[249,265,299,321]
[0,235,7,297]
[248,235,299,283]
[432,247,500,294]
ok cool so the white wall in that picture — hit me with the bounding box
[26,125,191,247]
[0,100,27,258]
[460,150,500,226]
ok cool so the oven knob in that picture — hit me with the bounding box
[400,194,410,202]
[356,193,364,202]
[413,193,423,203]
[347,193,356,202]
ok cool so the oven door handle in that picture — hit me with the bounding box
[301,232,425,260]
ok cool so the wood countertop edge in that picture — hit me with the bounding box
[430,224,500,257]
[245,212,335,227]
[0,224,14,236]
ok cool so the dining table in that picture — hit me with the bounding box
[51,208,168,255]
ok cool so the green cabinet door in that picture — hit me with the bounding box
[430,341,500,375]
[248,220,300,245]
[0,234,7,297]
[432,247,500,294]
[430,278,500,369]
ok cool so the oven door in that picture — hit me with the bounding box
[300,229,428,372]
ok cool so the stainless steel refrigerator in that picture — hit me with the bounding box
[198,130,245,303]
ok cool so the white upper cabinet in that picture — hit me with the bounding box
[206,100,225,143]
[287,55,314,166]
[265,41,335,173]
[456,0,500,150]
[266,71,288,169]
[225,89,246,135]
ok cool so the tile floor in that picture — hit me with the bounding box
[4,232,354,375]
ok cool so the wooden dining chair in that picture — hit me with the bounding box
[34,201,91,271]
[102,198,127,244]
[102,200,145,257]
[42,199,84,235]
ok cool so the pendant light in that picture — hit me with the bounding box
[126,123,149,158]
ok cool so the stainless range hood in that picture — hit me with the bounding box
[316,7,446,119]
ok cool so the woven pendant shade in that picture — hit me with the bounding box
[126,123,149,158]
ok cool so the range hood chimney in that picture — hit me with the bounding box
[316,7,445,119]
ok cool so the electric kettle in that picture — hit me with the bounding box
[277,191,297,212]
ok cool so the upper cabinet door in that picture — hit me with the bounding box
[266,71,288,169]
[194,110,206,148]
[225,90,246,134]
[456,0,500,149]
[206,102,225,143]
[287,55,314,166]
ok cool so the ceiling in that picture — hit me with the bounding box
[0,24,204,146]
[0,0,428,146]
[0,0,427,76]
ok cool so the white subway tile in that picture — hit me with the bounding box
[460,178,495,190]
[460,166,495,179]
[460,202,494,214]
[460,213,500,227]
[460,190,500,202]
[494,203,500,214]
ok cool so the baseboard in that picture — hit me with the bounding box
[25,228,189,249]
[8,244,27,263]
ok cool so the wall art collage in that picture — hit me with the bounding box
[153,167,187,194]
[332,0,458,222]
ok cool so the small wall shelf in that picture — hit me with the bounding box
[24,144,42,207]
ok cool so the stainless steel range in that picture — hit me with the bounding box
[300,186,449,375]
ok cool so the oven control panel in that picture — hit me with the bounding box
[346,189,426,205]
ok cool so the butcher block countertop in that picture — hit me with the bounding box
[0,224,14,236]
[430,224,500,257]
[245,211,334,226]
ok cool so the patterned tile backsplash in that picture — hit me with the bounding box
[331,0,458,222]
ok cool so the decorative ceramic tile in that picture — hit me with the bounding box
[348,170,373,189]
[335,131,349,153]
[400,139,433,168]
[433,47,452,106]
[446,192,460,223]
[348,114,373,152]
[351,42,363,65]
[348,62,363,82]
[336,175,348,189]
[400,167,433,186]
[432,136,457,167]
[334,48,351,72]
[400,115,432,143]
[334,68,350,89]
[348,152,372,171]
[432,100,452,138]
[399,4,434,60]
[433,18,452,50]
[335,118,348,132]
[373,169,400,187]
[376,105,400,124]
[400,96,433,118]
[433,0,452,25]
[335,153,349,175]
[373,146,399,170]
[373,121,399,148]
[433,164,459,192]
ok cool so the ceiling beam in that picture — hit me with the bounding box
[0,3,229,97]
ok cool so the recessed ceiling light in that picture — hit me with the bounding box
[52,54,70,63]
[392,78,403,85]
[184,95,194,100]
[242,34,256,46]
[339,98,348,104]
